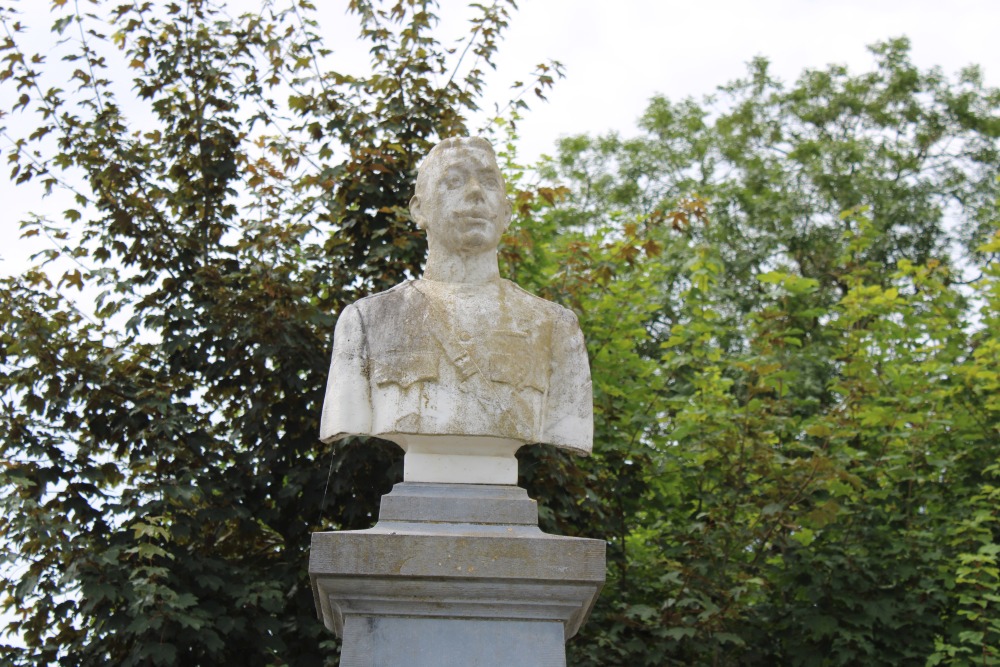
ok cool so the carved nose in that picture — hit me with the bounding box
[465,177,485,202]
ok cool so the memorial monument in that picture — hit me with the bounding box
[319,136,592,484]
[310,137,606,666]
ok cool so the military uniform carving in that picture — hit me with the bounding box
[320,278,592,453]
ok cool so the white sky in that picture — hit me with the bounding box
[487,0,1000,163]
[2,0,999,276]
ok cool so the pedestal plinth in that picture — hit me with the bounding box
[310,483,606,667]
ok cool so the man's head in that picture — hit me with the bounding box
[410,137,512,256]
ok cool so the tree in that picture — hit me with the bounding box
[0,1,561,664]
[505,39,1000,665]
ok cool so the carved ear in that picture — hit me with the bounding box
[409,194,426,229]
[501,196,513,233]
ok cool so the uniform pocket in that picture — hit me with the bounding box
[372,351,439,389]
[486,349,547,392]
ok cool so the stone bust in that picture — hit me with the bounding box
[320,137,593,484]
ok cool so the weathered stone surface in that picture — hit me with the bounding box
[339,616,566,667]
[319,137,593,484]
[310,524,606,590]
[310,138,604,663]
[309,483,606,666]
[377,482,539,525]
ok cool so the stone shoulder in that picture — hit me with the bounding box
[347,281,413,307]
[340,281,415,320]
[345,279,581,329]
[499,279,581,328]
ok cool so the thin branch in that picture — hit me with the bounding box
[73,0,104,116]
[446,0,502,88]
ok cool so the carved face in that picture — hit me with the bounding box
[411,145,511,256]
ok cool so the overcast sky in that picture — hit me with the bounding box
[475,0,1000,163]
[2,0,999,275]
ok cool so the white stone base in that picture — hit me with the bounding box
[403,451,518,484]
[310,483,606,667]
[390,435,522,485]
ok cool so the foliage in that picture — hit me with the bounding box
[0,1,560,664]
[506,39,1000,666]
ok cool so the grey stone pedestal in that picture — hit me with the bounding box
[310,483,606,667]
